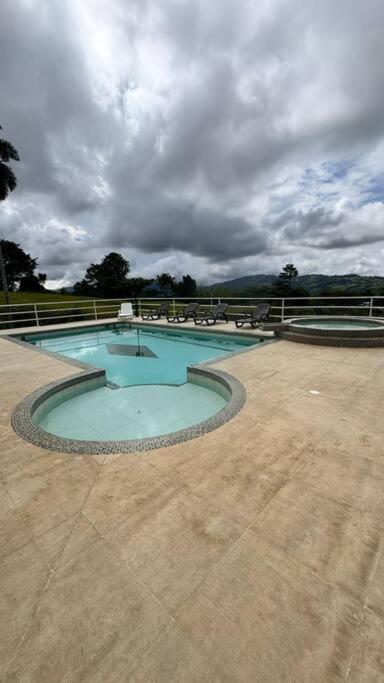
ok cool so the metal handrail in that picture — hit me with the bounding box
[2,293,383,310]
[0,294,383,330]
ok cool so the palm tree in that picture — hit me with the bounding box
[0,125,20,200]
[0,126,20,306]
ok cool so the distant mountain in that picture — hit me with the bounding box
[207,273,384,295]
[208,274,277,290]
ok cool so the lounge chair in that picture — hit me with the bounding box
[235,303,271,328]
[142,301,170,320]
[194,302,229,326]
[167,302,199,323]
[117,302,133,320]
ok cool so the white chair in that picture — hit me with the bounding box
[118,302,134,320]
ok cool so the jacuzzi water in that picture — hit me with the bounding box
[20,324,260,441]
[291,318,383,330]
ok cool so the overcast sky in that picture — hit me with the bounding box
[1,0,384,287]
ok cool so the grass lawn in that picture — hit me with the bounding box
[0,292,274,327]
[0,291,113,329]
[0,291,95,305]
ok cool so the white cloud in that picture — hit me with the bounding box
[1,0,384,287]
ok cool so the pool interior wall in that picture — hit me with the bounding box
[17,323,259,442]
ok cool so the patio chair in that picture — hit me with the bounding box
[167,302,200,323]
[235,303,271,328]
[117,302,133,320]
[194,302,229,326]
[142,300,170,320]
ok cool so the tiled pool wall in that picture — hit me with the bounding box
[31,374,107,425]
[187,367,231,401]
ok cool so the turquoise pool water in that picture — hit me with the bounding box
[20,324,260,441]
[24,324,259,386]
[36,383,229,441]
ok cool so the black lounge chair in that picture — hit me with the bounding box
[194,302,229,326]
[167,302,199,323]
[142,301,170,320]
[235,303,271,328]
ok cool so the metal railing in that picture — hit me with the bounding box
[0,295,383,330]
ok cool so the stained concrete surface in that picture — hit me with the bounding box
[0,320,384,680]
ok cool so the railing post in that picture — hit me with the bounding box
[34,304,39,326]
[281,298,285,322]
[93,300,97,320]
[369,297,373,318]
[138,299,142,317]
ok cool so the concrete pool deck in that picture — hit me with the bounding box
[0,318,384,680]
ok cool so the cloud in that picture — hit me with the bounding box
[1,0,384,286]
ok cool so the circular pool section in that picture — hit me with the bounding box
[289,317,384,331]
[34,382,228,442]
[12,365,246,455]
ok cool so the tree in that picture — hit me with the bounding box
[155,273,176,296]
[127,277,153,297]
[0,240,38,291]
[0,126,20,304]
[74,252,131,297]
[73,279,89,297]
[0,125,20,201]
[19,273,46,292]
[38,273,47,287]
[279,264,298,281]
[177,274,197,297]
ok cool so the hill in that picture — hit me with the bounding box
[207,273,384,295]
[208,274,277,291]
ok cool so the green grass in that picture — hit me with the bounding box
[0,291,95,305]
[0,292,267,329]
[0,291,106,329]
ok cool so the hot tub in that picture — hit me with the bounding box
[289,317,384,332]
[275,317,384,346]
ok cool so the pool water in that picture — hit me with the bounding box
[291,318,383,330]
[26,324,258,386]
[21,324,260,441]
[37,383,228,441]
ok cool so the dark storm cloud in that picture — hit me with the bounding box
[1,0,384,285]
[106,191,267,261]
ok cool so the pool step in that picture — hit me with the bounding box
[277,330,384,347]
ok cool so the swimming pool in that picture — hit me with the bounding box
[24,324,259,386]
[16,324,261,446]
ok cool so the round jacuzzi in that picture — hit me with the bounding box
[289,317,384,331]
[275,317,384,347]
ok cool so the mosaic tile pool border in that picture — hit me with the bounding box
[11,363,246,455]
